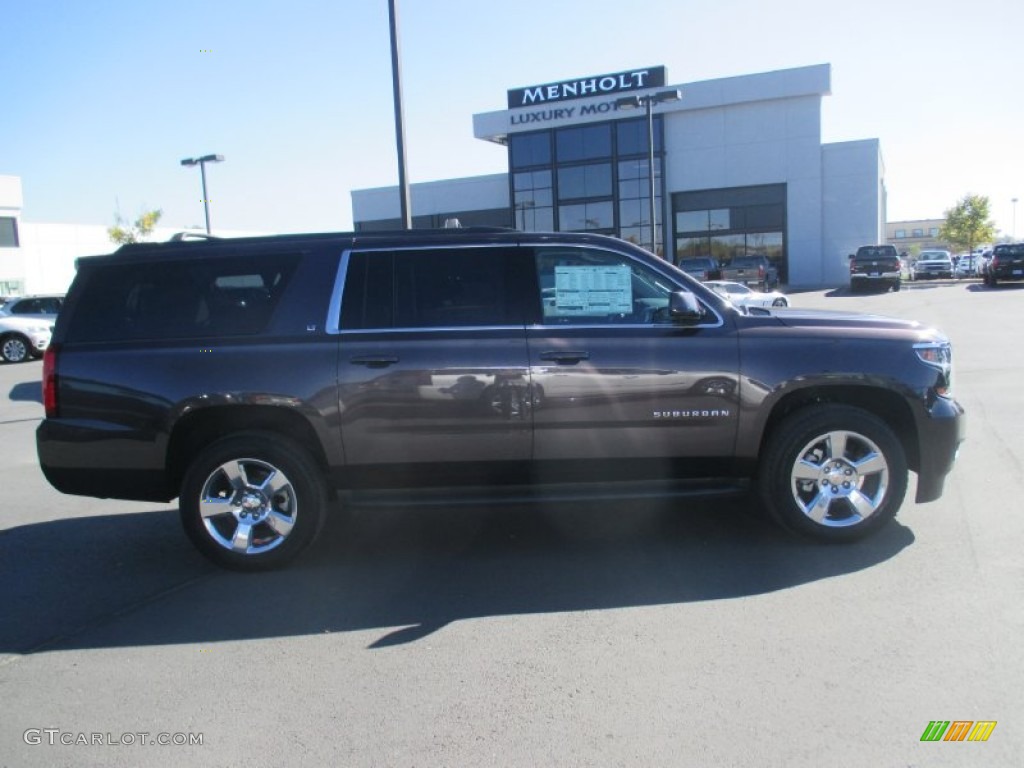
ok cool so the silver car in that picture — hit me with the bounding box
[0,315,52,363]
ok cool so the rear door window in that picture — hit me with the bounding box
[339,247,529,331]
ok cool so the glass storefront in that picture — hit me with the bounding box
[672,184,787,282]
[509,117,668,255]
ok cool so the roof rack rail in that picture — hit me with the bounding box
[168,231,221,241]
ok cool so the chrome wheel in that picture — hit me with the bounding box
[789,430,889,527]
[759,405,907,541]
[197,457,298,555]
[181,432,329,570]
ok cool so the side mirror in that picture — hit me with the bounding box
[669,291,703,324]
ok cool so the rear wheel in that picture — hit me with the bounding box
[758,406,907,542]
[180,432,329,570]
[1,334,30,363]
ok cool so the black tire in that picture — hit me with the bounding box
[1,334,31,363]
[180,431,330,570]
[892,280,901,292]
[758,406,907,542]
[772,298,787,307]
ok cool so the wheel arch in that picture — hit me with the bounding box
[166,405,332,495]
[757,385,920,473]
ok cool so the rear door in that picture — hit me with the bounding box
[333,245,534,466]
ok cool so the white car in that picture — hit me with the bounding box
[705,280,789,308]
[0,315,53,363]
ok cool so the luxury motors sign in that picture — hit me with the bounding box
[507,66,666,109]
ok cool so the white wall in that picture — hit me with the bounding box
[352,174,508,222]
[15,222,270,296]
[821,140,884,285]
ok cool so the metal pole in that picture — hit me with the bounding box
[1013,198,1018,240]
[199,160,211,234]
[646,97,657,254]
[388,0,412,229]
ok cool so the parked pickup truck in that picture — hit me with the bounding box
[720,254,779,291]
[849,245,902,292]
[37,228,964,570]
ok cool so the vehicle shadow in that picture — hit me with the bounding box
[9,381,43,404]
[966,282,1024,292]
[0,498,914,654]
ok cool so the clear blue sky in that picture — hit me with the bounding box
[3,0,1023,236]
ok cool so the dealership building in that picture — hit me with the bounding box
[352,63,886,288]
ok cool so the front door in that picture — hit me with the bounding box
[526,244,740,464]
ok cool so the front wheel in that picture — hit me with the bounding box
[180,432,330,570]
[758,406,908,542]
[1,334,31,363]
[772,297,788,307]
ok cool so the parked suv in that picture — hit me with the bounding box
[849,245,901,292]
[983,243,1024,286]
[37,229,964,570]
[0,294,64,320]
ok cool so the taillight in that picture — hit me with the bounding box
[42,343,59,418]
[990,255,1000,269]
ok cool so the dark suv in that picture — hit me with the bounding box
[983,243,1024,286]
[37,229,964,570]
[849,245,901,292]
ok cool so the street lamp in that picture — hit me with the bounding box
[1013,197,1019,240]
[615,89,682,255]
[388,0,412,229]
[180,154,224,234]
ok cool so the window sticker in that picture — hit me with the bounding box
[552,265,632,316]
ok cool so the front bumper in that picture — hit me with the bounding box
[914,396,965,503]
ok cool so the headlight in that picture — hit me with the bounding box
[914,341,953,396]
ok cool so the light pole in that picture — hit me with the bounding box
[1013,197,1018,240]
[615,89,681,255]
[388,0,412,229]
[180,154,224,234]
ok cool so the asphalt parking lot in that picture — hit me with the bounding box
[1,280,1021,767]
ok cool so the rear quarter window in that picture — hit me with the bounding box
[64,254,299,342]
[855,246,898,260]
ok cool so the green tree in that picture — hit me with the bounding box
[108,208,162,244]
[939,194,996,255]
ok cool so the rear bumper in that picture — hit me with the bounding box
[991,268,1024,282]
[36,420,175,502]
